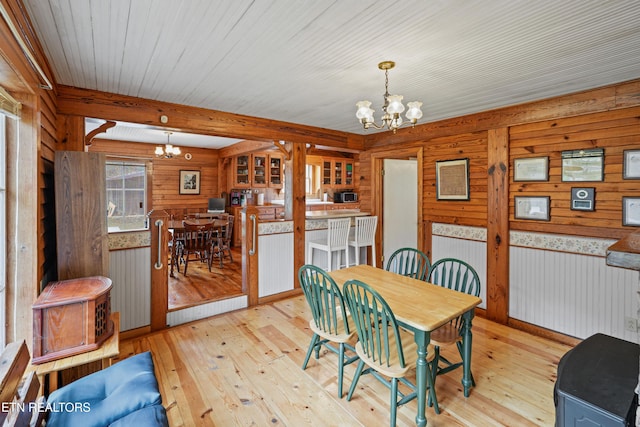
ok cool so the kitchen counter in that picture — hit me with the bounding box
[305,209,368,219]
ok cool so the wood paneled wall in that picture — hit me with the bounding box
[422,131,489,227]
[509,106,640,239]
[88,139,222,212]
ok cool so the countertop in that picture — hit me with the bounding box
[305,209,368,219]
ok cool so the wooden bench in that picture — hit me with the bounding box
[0,341,45,426]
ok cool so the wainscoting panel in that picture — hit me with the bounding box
[259,233,294,297]
[108,247,151,331]
[510,246,639,341]
[431,235,488,310]
[167,295,248,327]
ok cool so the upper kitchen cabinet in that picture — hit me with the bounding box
[233,152,283,189]
[268,154,283,189]
[252,153,267,187]
[234,154,251,188]
[322,157,355,189]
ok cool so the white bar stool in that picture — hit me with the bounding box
[348,215,378,267]
[307,218,351,271]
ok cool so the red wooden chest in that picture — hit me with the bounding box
[32,276,113,364]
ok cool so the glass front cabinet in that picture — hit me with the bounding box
[269,155,283,189]
[233,153,283,189]
[234,155,251,188]
[321,157,356,189]
[252,154,267,187]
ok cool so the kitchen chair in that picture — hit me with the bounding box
[342,279,436,427]
[385,247,431,281]
[307,218,351,271]
[348,215,378,267]
[427,258,481,387]
[168,229,185,274]
[298,264,358,398]
[211,215,234,269]
[182,221,216,276]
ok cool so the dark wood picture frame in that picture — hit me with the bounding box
[179,170,201,195]
[436,158,469,200]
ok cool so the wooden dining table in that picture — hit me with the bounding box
[167,218,228,277]
[330,264,482,427]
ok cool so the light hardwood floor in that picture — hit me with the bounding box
[168,247,243,311]
[119,294,572,427]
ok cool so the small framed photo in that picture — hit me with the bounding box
[179,170,201,195]
[561,148,604,182]
[623,197,640,226]
[623,150,640,179]
[436,158,469,200]
[514,196,550,221]
[514,157,549,181]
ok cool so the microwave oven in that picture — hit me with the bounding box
[334,192,357,203]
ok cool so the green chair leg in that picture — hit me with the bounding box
[302,334,320,370]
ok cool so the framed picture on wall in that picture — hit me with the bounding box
[623,197,640,226]
[623,149,640,179]
[513,156,549,181]
[514,196,550,221]
[436,158,469,200]
[561,148,604,182]
[179,170,201,195]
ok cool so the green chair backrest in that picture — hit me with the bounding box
[342,279,406,369]
[427,258,481,297]
[385,247,431,281]
[298,264,351,336]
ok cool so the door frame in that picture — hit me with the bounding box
[370,145,424,266]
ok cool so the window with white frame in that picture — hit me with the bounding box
[106,161,147,232]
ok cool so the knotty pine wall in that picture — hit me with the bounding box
[509,106,640,239]
[88,139,224,212]
[423,131,489,227]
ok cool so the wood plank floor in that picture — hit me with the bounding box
[168,247,243,311]
[119,294,572,426]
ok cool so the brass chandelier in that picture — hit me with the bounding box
[155,131,181,158]
[356,61,423,133]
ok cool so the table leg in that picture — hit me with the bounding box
[414,330,436,427]
[461,309,475,397]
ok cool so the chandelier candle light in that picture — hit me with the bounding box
[356,61,423,133]
[155,131,181,158]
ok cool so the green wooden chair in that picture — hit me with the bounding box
[427,257,481,386]
[385,247,431,281]
[342,279,436,427]
[298,264,359,398]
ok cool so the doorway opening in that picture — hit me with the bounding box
[370,146,424,266]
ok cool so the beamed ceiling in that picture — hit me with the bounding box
[21,0,640,148]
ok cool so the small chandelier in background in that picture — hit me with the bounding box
[155,131,181,158]
[356,61,423,133]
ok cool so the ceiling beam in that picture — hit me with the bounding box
[57,85,366,150]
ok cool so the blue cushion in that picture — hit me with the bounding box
[46,352,163,427]
[109,404,168,427]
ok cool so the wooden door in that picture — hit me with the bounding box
[55,151,108,280]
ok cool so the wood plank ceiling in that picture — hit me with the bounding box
[22,0,640,146]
